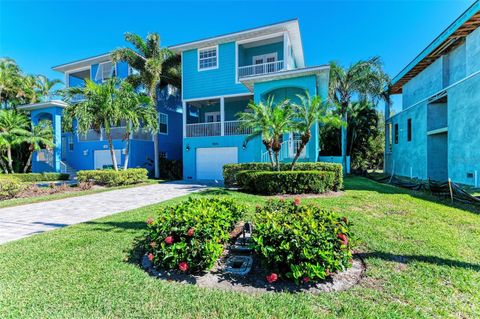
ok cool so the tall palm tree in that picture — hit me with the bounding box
[22,120,54,173]
[35,75,62,101]
[328,57,389,175]
[290,92,343,170]
[17,75,39,104]
[115,81,158,170]
[269,99,295,170]
[112,32,181,178]
[63,79,122,171]
[0,109,30,172]
[0,58,22,108]
[237,99,276,169]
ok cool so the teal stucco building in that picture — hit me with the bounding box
[385,2,480,187]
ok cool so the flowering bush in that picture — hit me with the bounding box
[144,197,245,273]
[253,199,353,284]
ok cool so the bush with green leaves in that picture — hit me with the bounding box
[253,199,353,284]
[236,170,336,195]
[144,197,245,273]
[0,173,69,182]
[77,168,147,186]
[223,162,343,190]
[0,176,25,200]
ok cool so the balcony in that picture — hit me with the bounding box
[186,120,252,138]
[77,127,153,141]
[238,60,285,79]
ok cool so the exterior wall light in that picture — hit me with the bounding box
[83,150,88,156]
[242,141,247,150]
[186,144,190,151]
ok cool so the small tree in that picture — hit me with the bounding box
[116,82,158,170]
[63,79,122,171]
[290,92,343,170]
[269,99,295,170]
[0,109,30,173]
[22,120,54,173]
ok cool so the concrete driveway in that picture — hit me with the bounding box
[0,181,209,245]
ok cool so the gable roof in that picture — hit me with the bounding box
[52,53,111,73]
[390,1,480,94]
[169,19,305,67]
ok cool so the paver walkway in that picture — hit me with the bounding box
[0,181,209,245]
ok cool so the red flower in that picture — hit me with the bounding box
[303,277,310,283]
[293,197,301,206]
[266,272,278,283]
[164,236,174,245]
[178,261,189,272]
[337,233,348,246]
[187,228,195,237]
[149,241,157,248]
[147,253,154,262]
[146,217,154,225]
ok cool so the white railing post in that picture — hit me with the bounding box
[182,101,187,138]
[220,97,225,136]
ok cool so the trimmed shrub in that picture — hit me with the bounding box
[0,173,69,182]
[144,197,245,273]
[237,170,336,195]
[253,199,353,284]
[77,168,147,186]
[223,162,343,190]
[0,176,25,200]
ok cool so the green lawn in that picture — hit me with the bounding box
[0,177,479,318]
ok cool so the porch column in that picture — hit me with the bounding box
[52,109,63,172]
[220,97,225,136]
[182,101,187,138]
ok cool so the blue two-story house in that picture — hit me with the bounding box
[19,54,182,176]
[170,19,330,180]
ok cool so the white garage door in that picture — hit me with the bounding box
[94,149,122,169]
[196,147,238,180]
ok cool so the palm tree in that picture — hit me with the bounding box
[290,92,343,170]
[63,79,122,171]
[112,32,181,178]
[328,57,389,175]
[0,109,30,173]
[269,99,295,170]
[35,75,62,101]
[17,75,39,105]
[115,81,158,170]
[237,99,275,169]
[22,120,54,173]
[0,58,22,108]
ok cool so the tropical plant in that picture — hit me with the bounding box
[0,109,30,173]
[35,75,62,101]
[115,81,158,170]
[63,79,122,171]
[0,58,22,108]
[270,99,295,170]
[290,92,343,170]
[328,57,389,175]
[22,120,54,173]
[112,32,181,178]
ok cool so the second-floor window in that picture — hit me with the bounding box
[95,62,116,82]
[159,113,168,134]
[198,46,218,70]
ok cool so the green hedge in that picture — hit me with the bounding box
[237,170,336,195]
[77,168,148,186]
[224,162,343,190]
[253,199,353,284]
[0,176,25,200]
[145,197,245,273]
[0,173,69,182]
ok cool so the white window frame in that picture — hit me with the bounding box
[205,111,221,123]
[198,45,219,71]
[159,112,168,135]
[95,61,117,82]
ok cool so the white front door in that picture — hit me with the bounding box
[196,147,238,180]
[94,149,121,169]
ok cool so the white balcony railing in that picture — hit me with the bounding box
[186,120,251,137]
[238,60,284,79]
[78,127,152,141]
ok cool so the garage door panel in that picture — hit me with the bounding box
[94,150,121,169]
[196,147,238,180]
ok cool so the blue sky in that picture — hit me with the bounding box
[0,0,476,111]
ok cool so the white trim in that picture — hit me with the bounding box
[235,41,239,84]
[283,32,288,69]
[52,53,111,72]
[65,65,91,88]
[158,112,168,135]
[182,92,253,103]
[181,52,184,101]
[388,69,480,121]
[205,112,221,123]
[197,45,219,71]
[427,127,448,135]
[220,97,225,136]
[182,101,187,138]
[17,100,67,111]
[236,31,286,45]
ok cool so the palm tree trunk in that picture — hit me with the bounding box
[105,132,118,171]
[291,141,307,170]
[7,146,14,173]
[268,149,275,170]
[0,156,8,173]
[123,133,130,171]
[23,150,33,173]
[274,151,280,171]
[341,111,348,176]
[150,92,160,179]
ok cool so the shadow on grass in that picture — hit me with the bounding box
[358,251,480,271]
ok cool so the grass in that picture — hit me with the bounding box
[0,179,164,209]
[0,177,479,318]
